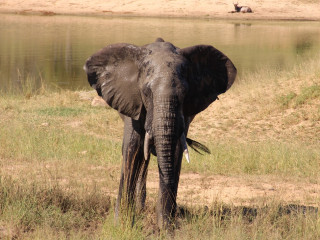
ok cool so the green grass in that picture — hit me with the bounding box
[295,85,320,106]
[37,107,86,117]
[277,84,320,108]
[2,98,318,178]
[184,141,320,178]
[174,204,320,240]
[0,122,121,164]
[0,90,122,165]
[277,92,298,108]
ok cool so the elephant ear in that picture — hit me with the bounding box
[179,45,237,116]
[84,43,149,120]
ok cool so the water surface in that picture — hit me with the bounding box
[1,14,319,90]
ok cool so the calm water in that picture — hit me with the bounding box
[1,14,320,90]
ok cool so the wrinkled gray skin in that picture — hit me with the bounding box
[84,38,237,229]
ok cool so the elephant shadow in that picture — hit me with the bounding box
[177,203,318,224]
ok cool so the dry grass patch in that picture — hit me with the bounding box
[0,176,111,239]
[189,56,320,145]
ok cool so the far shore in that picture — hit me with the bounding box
[0,0,320,21]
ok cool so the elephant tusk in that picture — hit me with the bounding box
[180,133,190,163]
[144,132,151,161]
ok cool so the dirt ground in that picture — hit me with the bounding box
[0,0,320,21]
[2,159,320,208]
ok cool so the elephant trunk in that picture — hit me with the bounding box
[153,96,181,228]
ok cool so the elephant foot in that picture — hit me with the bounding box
[114,199,136,228]
[156,193,177,231]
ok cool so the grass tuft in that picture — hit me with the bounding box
[183,141,320,178]
[277,92,298,108]
[37,107,86,117]
[0,176,111,239]
[277,84,320,109]
[2,70,48,98]
[295,84,320,107]
[174,203,320,240]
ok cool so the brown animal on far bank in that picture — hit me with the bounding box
[231,3,253,13]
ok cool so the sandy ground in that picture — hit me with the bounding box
[0,0,320,20]
[2,159,320,208]
[151,172,320,207]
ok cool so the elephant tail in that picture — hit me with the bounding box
[186,138,211,155]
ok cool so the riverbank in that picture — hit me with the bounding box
[1,0,320,21]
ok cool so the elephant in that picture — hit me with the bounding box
[84,38,237,229]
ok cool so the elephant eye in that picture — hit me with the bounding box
[142,84,152,97]
[178,77,189,98]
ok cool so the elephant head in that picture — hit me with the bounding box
[84,38,236,229]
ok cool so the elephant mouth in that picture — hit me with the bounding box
[143,131,190,163]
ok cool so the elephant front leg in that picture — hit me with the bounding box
[135,157,150,212]
[115,117,146,221]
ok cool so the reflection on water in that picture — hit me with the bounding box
[295,37,313,55]
[0,14,320,90]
